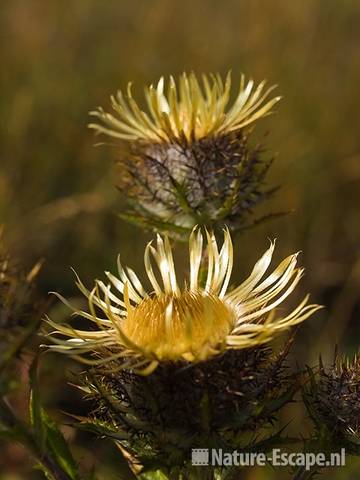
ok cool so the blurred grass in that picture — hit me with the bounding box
[0,0,360,478]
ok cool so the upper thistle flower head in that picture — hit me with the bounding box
[47,228,321,375]
[89,72,282,238]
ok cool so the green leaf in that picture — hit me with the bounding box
[139,470,170,480]
[34,462,58,480]
[29,356,47,453]
[302,366,322,430]
[29,356,79,480]
[249,428,300,452]
[262,383,298,416]
[42,409,80,480]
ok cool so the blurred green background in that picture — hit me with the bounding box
[1,0,360,478]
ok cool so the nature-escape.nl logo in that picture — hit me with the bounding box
[191,448,346,470]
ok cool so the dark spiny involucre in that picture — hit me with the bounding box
[304,353,360,454]
[119,131,277,239]
[82,344,297,472]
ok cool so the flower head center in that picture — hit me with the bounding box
[123,291,235,361]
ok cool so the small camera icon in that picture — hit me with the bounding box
[192,448,209,466]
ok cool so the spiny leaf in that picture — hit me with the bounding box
[71,419,130,441]
[118,212,190,239]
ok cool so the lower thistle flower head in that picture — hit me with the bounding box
[47,228,321,374]
[86,344,298,471]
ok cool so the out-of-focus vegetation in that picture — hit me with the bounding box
[0,0,359,478]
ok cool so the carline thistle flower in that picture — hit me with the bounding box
[47,229,321,375]
[89,72,282,237]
